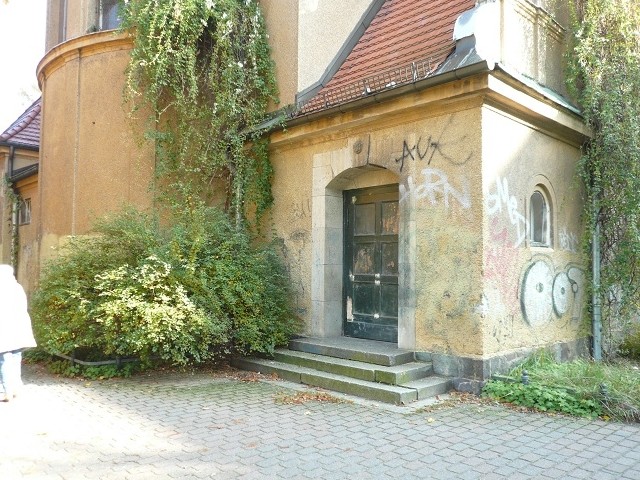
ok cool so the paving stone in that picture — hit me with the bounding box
[1,364,639,480]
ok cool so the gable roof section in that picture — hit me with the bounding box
[0,98,42,150]
[296,0,476,116]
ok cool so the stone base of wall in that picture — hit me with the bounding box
[415,337,591,394]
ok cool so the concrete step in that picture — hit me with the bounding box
[272,349,433,385]
[289,336,417,367]
[402,376,452,400]
[231,357,420,405]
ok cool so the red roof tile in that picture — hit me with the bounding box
[299,0,476,115]
[0,98,41,149]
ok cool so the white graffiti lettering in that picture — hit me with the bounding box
[486,177,528,247]
[400,168,470,210]
[559,228,579,253]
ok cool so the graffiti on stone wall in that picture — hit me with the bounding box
[485,218,521,315]
[393,117,473,172]
[291,199,311,220]
[399,168,471,210]
[520,259,585,327]
[486,177,529,247]
[559,227,579,253]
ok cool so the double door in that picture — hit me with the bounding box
[344,185,399,343]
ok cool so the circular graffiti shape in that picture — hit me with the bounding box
[552,272,572,317]
[521,260,553,327]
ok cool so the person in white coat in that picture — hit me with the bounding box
[0,264,36,401]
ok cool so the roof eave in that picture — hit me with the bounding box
[283,59,493,128]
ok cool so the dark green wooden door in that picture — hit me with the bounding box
[344,185,399,343]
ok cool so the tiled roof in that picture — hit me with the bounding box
[0,98,41,149]
[297,0,476,116]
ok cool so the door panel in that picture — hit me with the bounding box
[344,185,399,343]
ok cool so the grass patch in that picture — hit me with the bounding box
[482,351,640,422]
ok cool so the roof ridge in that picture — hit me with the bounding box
[0,98,42,143]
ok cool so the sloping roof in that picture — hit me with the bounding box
[0,98,41,149]
[297,0,476,116]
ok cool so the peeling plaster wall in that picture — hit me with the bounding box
[269,83,486,355]
[481,105,585,358]
[269,70,586,368]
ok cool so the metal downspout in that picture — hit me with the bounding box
[592,197,602,361]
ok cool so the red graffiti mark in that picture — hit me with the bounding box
[485,218,520,315]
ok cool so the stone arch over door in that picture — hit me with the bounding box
[311,147,415,348]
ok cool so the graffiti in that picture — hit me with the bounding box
[521,260,585,327]
[291,199,311,220]
[394,118,473,171]
[559,227,579,253]
[399,168,471,210]
[567,267,586,322]
[486,177,529,247]
[485,218,521,315]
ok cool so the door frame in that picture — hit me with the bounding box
[309,153,416,349]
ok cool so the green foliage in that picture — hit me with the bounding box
[32,206,298,367]
[120,0,278,225]
[47,360,139,380]
[567,0,640,354]
[482,380,602,419]
[484,350,640,422]
[619,324,640,360]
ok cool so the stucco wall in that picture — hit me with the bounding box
[500,0,568,96]
[481,105,585,357]
[15,175,40,295]
[297,0,375,93]
[269,78,487,355]
[37,32,154,264]
[269,69,587,366]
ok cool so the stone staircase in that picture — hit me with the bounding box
[231,336,452,405]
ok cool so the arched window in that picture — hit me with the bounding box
[529,190,550,247]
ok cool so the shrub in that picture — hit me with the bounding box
[32,206,298,367]
[482,380,602,419]
[619,324,640,360]
[483,350,640,422]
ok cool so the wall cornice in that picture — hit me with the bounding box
[37,31,133,87]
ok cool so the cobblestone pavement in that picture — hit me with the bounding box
[1,364,639,480]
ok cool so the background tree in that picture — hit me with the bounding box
[567,0,640,357]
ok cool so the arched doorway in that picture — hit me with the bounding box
[310,153,414,347]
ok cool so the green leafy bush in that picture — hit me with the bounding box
[483,350,640,422]
[619,324,640,360]
[32,206,298,367]
[482,380,602,419]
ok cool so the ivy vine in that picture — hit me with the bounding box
[567,0,640,354]
[120,0,278,227]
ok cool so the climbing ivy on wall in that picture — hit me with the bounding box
[120,0,278,226]
[567,0,640,354]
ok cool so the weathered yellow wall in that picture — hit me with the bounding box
[260,0,299,107]
[269,70,586,359]
[500,0,568,96]
[37,32,154,266]
[481,105,585,357]
[297,0,375,93]
[269,77,487,354]
[15,175,40,295]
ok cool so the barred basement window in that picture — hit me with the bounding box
[18,198,31,225]
[529,190,550,247]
